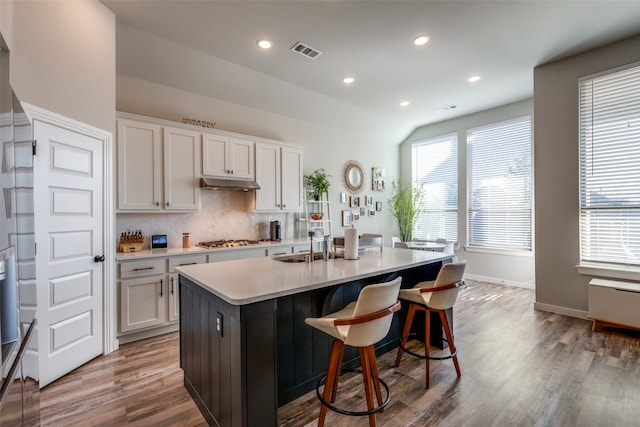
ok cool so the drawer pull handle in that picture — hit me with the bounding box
[132,267,155,271]
[178,262,197,266]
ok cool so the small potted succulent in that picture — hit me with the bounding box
[304,168,331,200]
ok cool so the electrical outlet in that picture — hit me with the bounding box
[216,312,223,336]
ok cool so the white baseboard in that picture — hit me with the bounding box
[464,273,535,290]
[118,323,179,345]
[533,302,589,320]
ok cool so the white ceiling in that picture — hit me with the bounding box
[102,0,640,142]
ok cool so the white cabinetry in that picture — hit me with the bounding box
[118,254,207,341]
[119,258,166,333]
[202,134,254,179]
[588,279,640,332]
[255,142,303,212]
[117,119,162,211]
[163,127,201,211]
[117,116,200,212]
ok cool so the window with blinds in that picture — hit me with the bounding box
[579,63,640,266]
[467,117,532,250]
[412,133,458,242]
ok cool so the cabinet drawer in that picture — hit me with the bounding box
[120,258,166,279]
[237,248,267,259]
[266,246,290,256]
[169,255,207,272]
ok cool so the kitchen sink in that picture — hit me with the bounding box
[273,252,343,263]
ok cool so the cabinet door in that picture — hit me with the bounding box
[168,273,180,322]
[281,146,303,212]
[120,275,167,333]
[255,142,281,211]
[117,119,162,211]
[202,133,229,176]
[164,127,201,211]
[229,137,255,179]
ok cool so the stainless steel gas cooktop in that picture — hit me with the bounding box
[197,239,260,249]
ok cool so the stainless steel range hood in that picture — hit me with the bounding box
[200,177,260,191]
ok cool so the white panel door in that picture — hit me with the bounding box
[34,121,104,387]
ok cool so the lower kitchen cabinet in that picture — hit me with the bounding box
[118,254,207,341]
[168,273,180,322]
[120,275,167,333]
[117,243,308,343]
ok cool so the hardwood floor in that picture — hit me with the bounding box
[38,282,640,426]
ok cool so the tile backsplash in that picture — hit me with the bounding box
[116,190,296,249]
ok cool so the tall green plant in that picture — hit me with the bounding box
[304,168,331,200]
[388,178,425,242]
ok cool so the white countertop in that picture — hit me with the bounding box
[115,238,309,261]
[176,247,450,305]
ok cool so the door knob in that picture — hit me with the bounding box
[94,255,105,263]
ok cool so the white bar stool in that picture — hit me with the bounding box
[305,277,402,427]
[395,261,466,388]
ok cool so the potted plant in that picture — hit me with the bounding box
[388,178,425,242]
[304,168,331,200]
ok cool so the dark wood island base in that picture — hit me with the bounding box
[179,256,451,426]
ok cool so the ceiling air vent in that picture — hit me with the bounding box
[290,42,322,59]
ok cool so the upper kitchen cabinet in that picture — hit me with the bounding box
[117,115,200,212]
[202,134,254,180]
[255,142,303,212]
[163,127,201,211]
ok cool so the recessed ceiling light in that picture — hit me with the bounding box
[468,75,481,83]
[257,40,273,49]
[343,77,355,84]
[400,101,410,107]
[413,35,430,46]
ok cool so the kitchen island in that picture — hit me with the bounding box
[177,247,452,427]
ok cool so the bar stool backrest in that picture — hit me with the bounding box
[421,261,466,310]
[345,277,402,347]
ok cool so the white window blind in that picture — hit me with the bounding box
[412,133,458,242]
[467,117,532,250]
[579,63,640,266]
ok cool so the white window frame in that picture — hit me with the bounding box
[578,61,640,278]
[466,116,533,253]
[411,133,458,243]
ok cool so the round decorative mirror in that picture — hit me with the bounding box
[343,160,365,193]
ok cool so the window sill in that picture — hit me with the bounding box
[576,263,640,281]
[463,245,533,258]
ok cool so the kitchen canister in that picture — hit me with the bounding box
[182,232,192,248]
[344,227,359,260]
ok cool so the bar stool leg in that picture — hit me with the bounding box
[319,340,344,427]
[330,345,345,403]
[439,310,461,378]
[395,303,418,366]
[358,347,378,427]
[366,346,384,409]
[424,306,431,389]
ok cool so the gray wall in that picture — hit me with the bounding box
[400,99,535,288]
[0,0,116,135]
[534,34,640,316]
